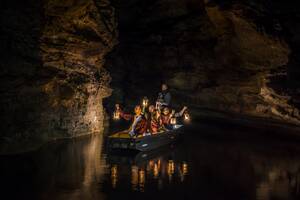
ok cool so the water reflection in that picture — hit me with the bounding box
[1,131,300,200]
[111,165,118,189]
[180,162,188,182]
[138,168,145,192]
[253,154,300,200]
[167,160,175,182]
[131,165,139,191]
[129,165,146,192]
[108,151,189,192]
[0,134,108,200]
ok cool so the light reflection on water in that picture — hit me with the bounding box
[109,157,189,192]
[111,165,118,189]
[254,159,300,200]
[1,132,300,200]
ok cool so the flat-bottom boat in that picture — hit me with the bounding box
[108,124,183,152]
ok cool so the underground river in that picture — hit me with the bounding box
[1,119,300,200]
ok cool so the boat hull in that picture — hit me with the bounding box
[108,125,183,152]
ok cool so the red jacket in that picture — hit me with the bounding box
[134,116,147,135]
[151,117,163,133]
[119,110,147,135]
[161,114,171,125]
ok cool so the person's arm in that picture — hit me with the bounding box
[115,104,133,121]
[118,109,133,121]
[174,106,188,117]
[129,115,142,136]
[120,111,133,121]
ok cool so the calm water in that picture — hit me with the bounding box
[1,122,300,200]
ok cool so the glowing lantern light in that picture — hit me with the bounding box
[182,162,188,175]
[183,112,190,122]
[113,110,120,120]
[142,96,149,107]
[113,104,121,120]
[170,117,177,125]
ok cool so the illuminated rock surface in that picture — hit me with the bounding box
[106,0,300,124]
[0,0,117,151]
[1,0,300,152]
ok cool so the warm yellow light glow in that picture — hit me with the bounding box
[113,110,120,120]
[167,160,175,182]
[170,117,177,125]
[182,162,188,175]
[184,112,190,121]
[153,163,159,179]
[142,97,149,107]
[179,162,188,182]
[131,165,139,191]
[149,160,154,168]
[111,165,118,188]
[139,169,145,192]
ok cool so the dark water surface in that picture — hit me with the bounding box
[1,123,300,200]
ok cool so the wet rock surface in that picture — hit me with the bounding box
[105,0,300,124]
[1,0,300,153]
[0,0,117,152]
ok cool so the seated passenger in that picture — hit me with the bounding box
[144,105,155,120]
[161,106,188,128]
[145,105,155,133]
[161,107,172,125]
[115,104,147,137]
[128,105,147,137]
[150,110,164,134]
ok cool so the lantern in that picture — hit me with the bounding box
[182,162,188,175]
[170,117,176,125]
[113,110,120,120]
[142,96,149,107]
[183,112,190,122]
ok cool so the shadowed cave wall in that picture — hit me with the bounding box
[1,0,300,152]
[0,0,117,152]
[105,0,300,124]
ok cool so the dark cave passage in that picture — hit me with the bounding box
[1,1,300,200]
[1,0,300,152]
[104,0,300,123]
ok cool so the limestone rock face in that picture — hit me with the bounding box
[106,0,300,124]
[1,0,300,152]
[0,0,117,147]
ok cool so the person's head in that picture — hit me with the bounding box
[134,105,142,115]
[162,107,170,115]
[161,83,168,91]
[148,105,155,113]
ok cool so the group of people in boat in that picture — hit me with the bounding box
[114,83,188,137]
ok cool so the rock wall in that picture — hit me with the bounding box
[105,0,300,124]
[0,0,117,149]
[0,0,299,152]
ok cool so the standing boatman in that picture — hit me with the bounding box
[156,83,171,109]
